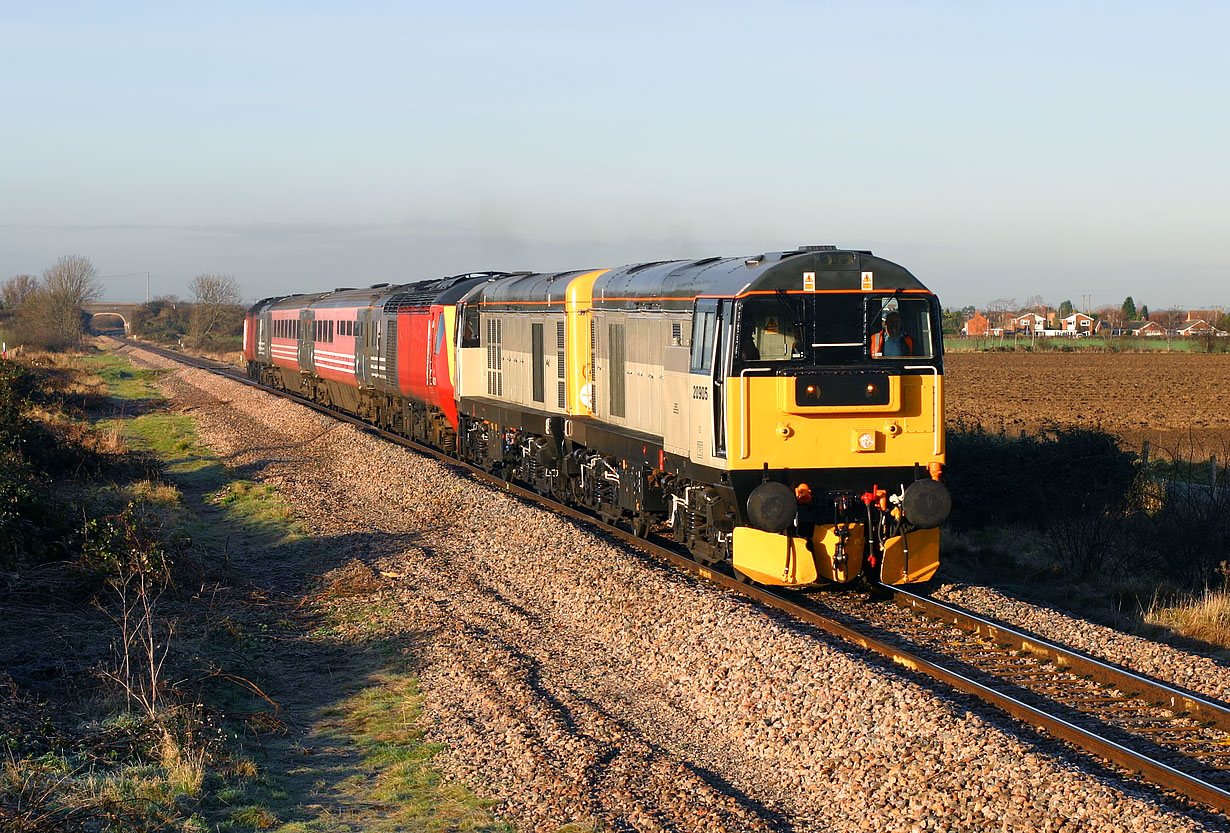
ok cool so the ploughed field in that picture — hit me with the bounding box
[944,352,1230,459]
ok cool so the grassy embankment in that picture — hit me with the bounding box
[0,346,508,832]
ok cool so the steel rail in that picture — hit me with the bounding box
[115,337,1230,815]
[892,588,1230,732]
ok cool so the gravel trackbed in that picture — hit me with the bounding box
[123,342,1228,833]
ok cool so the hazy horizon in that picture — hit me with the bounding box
[3,2,1226,312]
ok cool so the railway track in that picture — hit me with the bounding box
[118,337,1230,817]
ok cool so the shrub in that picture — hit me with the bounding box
[946,422,1139,530]
[946,423,1141,579]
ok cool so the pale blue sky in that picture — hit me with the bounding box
[2,1,1226,311]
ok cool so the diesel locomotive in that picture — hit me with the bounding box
[244,246,950,587]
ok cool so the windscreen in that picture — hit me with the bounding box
[732,293,937,369]
[868,296,935,360]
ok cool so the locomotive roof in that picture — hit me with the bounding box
[591,249,929,311]
[464,249,930,312]
[247,249,931,315]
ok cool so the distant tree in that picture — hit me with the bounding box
[1152,308,1187,333]
[986,297,1018,329]
[941,308,965,335]
[1096,305,1123,326]
[131,296,189,342]
[1058,299,1074,318]
[961,304,976,317]
[187,274,243,346]
[1025,294,1048,313]
[2,274,38,309]
[1140,304,1149,320]
[13,255,102,349]
[1122,296,1137,321]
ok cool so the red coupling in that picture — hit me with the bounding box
[861,486,889,512]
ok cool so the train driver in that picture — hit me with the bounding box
[871,311,914,357]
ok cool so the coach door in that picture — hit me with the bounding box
[257,313,271,361]
[355,309,372,386]
[298,310,313,370]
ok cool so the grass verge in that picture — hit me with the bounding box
[0,345,506,832]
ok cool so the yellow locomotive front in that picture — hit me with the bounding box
[725,285,949,587]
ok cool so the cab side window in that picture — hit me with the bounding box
[690,300,719,374]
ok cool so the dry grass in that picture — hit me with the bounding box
[1145,587,1230,648]
[130,479,182,505]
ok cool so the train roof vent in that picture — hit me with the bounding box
[333,287,355,292]
[383,289,439,313]
[626,260,674,274]
[369,283,390,289]
[797,245,837,252]
[745,254,765,266]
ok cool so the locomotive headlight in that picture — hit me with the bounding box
[864,383,879,399]
[802,383,820,402]
[852,430,878,452]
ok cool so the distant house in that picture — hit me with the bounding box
[962,312,989,336]
[1061,312,1094,334]
[1097,319,1167,337]
[1133,320,1167,337]
[1009,312,1046,334]
[1178,319,1228,336]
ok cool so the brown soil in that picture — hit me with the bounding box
[944,352,1230,460]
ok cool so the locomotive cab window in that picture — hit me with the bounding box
[690,300,720,374]
[869,298,934,359]
[460,304,480,348]
[737,296,806,362]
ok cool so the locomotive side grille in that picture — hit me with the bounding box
[609,322,626,418]
[486,318,503,397]
[590,319,598,415]
[556,320,566,409]
[383,318,397,383]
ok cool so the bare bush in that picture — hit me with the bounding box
[2,274,38,309]
[187,274,243,347]
[11,256,102,350]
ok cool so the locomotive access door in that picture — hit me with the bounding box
[687,299,728,464]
